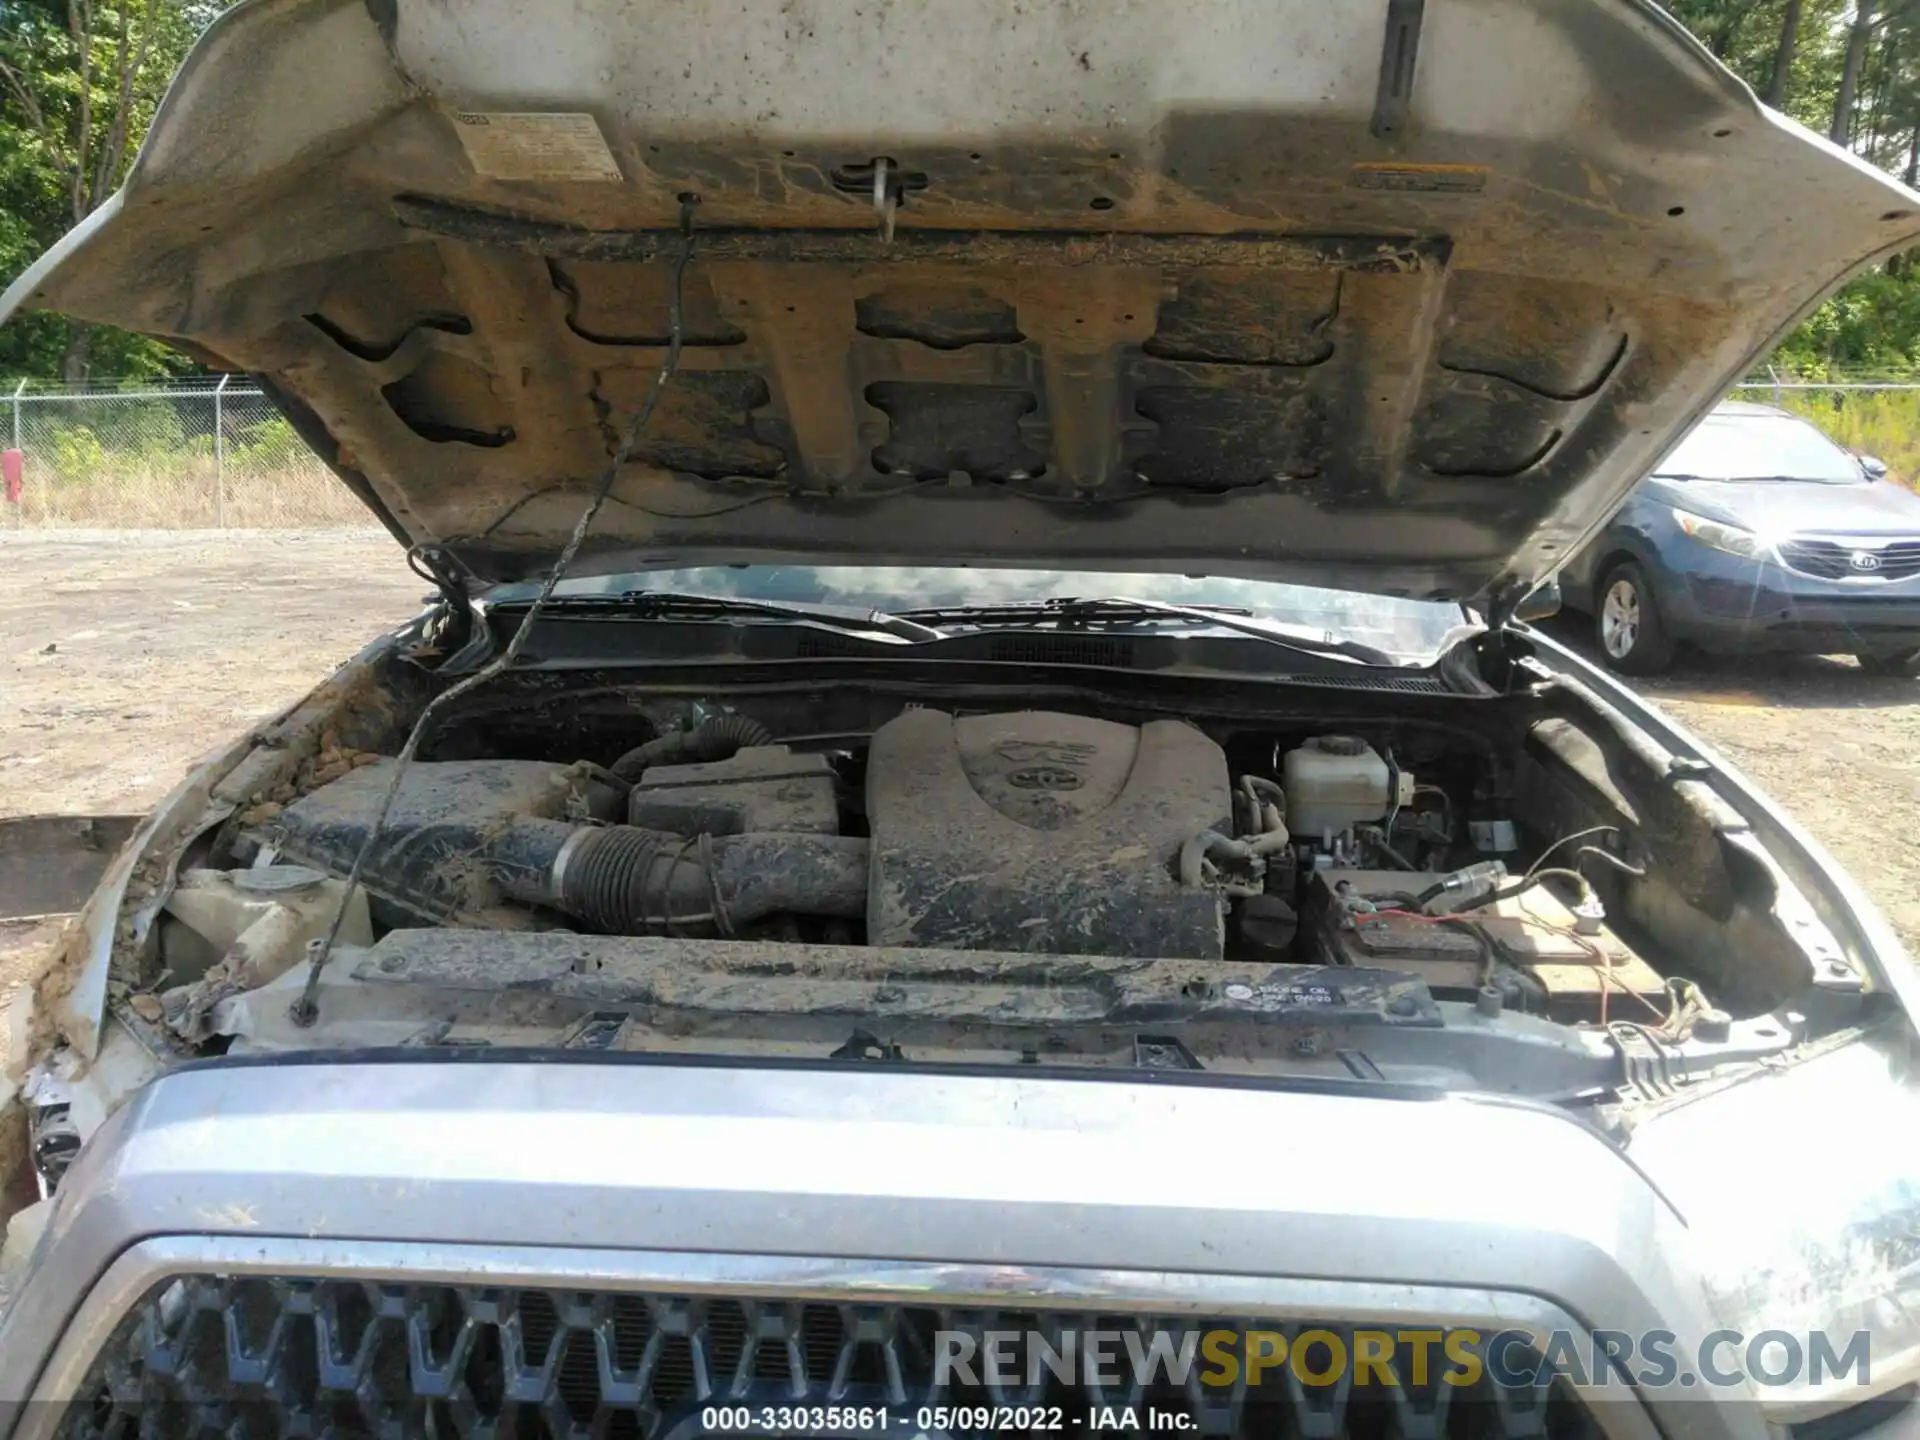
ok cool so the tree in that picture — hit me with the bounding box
[1767,0,1803,106]
[1707,0,1762,56]
[0,0,226,381]
[1834,0,1880,144]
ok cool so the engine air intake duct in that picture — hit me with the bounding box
[264,758,864,934]
[609,713,773,783]
[493,820,868,934]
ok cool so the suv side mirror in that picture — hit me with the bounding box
[1514,576,1562,622]
[1858,454,1890,480]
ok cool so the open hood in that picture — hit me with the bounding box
[7,0,1920,611]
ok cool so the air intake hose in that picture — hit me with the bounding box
[492,820,867,936]
[609,714,774,784]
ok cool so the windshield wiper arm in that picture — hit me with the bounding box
[530,590,948,643]
[897,595,1397,666]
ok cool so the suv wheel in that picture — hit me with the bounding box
[1596,562,1674,674]
[1857,648,1920,678]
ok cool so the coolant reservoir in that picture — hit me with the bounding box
[1283,736,1391,837]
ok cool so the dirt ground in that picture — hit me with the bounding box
[2,529,1917,987]
[0,530,426,989]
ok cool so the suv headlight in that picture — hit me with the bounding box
[1631,1035,1920,1422]
[1671,507,1772,559]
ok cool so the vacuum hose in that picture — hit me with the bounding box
[491,819,867,936]
[610,714,774,784]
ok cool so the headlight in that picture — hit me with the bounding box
[1671,507,1772,559]
[1631,1035,1920,1422]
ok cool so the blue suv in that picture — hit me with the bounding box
[1563,401,1920,674]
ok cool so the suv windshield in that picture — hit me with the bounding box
[1654,409,1867,484]
[495,567,1475,666]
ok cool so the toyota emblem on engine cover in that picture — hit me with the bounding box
[1008,764,1083,790]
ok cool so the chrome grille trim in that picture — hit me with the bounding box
[1776,537,1920,583]
[20,1240,1654,1440]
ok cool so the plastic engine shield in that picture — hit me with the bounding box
[865,710,1230,958]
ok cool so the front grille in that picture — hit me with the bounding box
[1777,538,1920,581]
[65,1277,1600,1440]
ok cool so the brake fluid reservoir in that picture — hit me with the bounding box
[1283,736,1392,836]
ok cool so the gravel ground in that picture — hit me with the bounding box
[2,529,1916,986]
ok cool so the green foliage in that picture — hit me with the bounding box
[44,411,202,479]
[1773,269,1920,371]
[48,422,102,479]
[0,0,229,380]
[227,415,301,472]
[97,397,184,452]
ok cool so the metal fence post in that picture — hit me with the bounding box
[212,373,229,527]
[6,379,21,528]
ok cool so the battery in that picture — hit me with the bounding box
[1304,868,1665,1020]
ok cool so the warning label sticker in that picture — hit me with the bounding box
[450,111,622,183]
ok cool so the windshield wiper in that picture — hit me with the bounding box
[524,590,949,643]
[896,595,1397,666]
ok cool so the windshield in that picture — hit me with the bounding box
[1654,410,1867,484]
[494,567,1475,665]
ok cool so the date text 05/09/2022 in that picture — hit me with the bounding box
[699,1406,1191,1434]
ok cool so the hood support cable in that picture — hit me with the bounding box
[288,194,703,1028]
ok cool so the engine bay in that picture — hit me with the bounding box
[97,654,1870,1121]
[240,707,1661,1015]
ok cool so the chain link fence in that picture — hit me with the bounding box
[1,377,370,529]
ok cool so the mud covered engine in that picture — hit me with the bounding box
[261,710,1234,961]
[867,710,1229,958]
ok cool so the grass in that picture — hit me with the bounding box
[4,453,369,528]
[4,412,371,528]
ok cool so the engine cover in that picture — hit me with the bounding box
[866,710,1230,958]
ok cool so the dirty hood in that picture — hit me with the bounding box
[7,0,1920,611]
